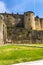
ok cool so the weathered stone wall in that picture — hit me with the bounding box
[0,19,4,44]
[3,22,7,44]
[0,12,43,44]
[35,16,41,30]
[0,14,7,45]
[40,18,43,30]
[6,30,43,44]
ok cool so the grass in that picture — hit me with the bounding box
[0,44,43,65]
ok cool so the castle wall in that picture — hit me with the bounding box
[24,12,35,30]
[4,14,22,27]
[4,14,16,27]
[0,15,7,45]
[35,17,41,30]
[3,22,7,44]
[0,12,43,44]
[40,18,43,30]
[0,19,4,45]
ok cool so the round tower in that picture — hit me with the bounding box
[24,11,35,30]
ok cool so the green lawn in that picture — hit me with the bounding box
[0,44,43,65]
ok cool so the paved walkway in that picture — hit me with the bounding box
[12,60,43,65]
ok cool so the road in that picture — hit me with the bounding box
[12,60,43,65]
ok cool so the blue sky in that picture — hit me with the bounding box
[0,0,43,17]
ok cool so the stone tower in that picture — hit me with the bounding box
[24,11,35,30]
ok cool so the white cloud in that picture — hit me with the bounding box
[0,1,9,13]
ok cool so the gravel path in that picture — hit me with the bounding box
[12,60,43,65]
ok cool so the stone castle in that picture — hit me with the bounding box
[0,11,43,44]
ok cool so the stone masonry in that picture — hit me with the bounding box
[0,11,43,44]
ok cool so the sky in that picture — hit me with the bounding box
[0,0,43,18]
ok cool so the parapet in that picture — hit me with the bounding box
[24,11,35,15]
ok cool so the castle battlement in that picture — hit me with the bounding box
[0,11,43,31]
